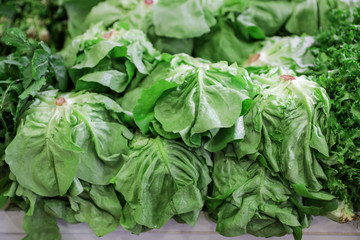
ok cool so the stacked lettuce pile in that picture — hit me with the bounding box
[0,1,359,240]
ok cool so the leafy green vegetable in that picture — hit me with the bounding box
[286,0,319,35]
[16,179,124,238]
[207,149,307,239]
[64,0,222,39]
[1,3,360,240]
[230,0,357,39]
[61,0,222,57]
[133,54,257,151]
[113,134,211,233]
[62,23,159,94]
[153,0,221,38]
[63,0,104,37]
[311,8,360,210]
[194,19,260,64]
[60,0,360,65]
[325,201,358,223]
[23,199,61,240]
[285,0,358,35]
[244,36,315,74]
[195,0,359,64]
[0,28,68,161]
[5,90,132,196]
[235,67,331,192]
[68,182,123,236]
[76,70,130,94]
[235,1,293,40]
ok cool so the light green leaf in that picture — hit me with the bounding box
[71,195,120,237]
[153,0,221,38]
[194,20,260,64]
[5,94,82,196]
[236,1,293,39]
[23,199,60,240]
[286,0,318,35]
[72,40,124,69]
[76,70,129,93]
[235,68,331,191]
[6,90,131,196]
[114,135,211,230]
[209,151,301,237]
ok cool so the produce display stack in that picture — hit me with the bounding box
[0,0,359,239]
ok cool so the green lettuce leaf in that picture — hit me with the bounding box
[133,54,257,151]
[235,67,331,192]
[194,19,260,64]
[286,0,319,35]
[75,69,133,93]
[62,23,158,94]
[113,134,211,232]
[77,0,152,36]
[208,150,306,238]
[23,199,61,240]
[153,0,222,38]
[5,90,132,196]
[44,198,79,224]
[68,183,122,236]
[235,1,293,39]
[244,35,315,74]
[63,0,104,37]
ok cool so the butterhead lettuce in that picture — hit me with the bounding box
[5,90,132,196]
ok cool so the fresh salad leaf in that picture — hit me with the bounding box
[68,182,123,236]
[153,0,222,38]
[23,199,61,240]
[16,179,123,239]
[244,35,315,74]
[208,149,306,239]
[194,19,260,64]
[63,0,105,37]
[235,67,331,192]
[235,1,293,40]
[133,54,257,151]
[113,134,211,232]
[62,23,159,94]
[5,90,132,196]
